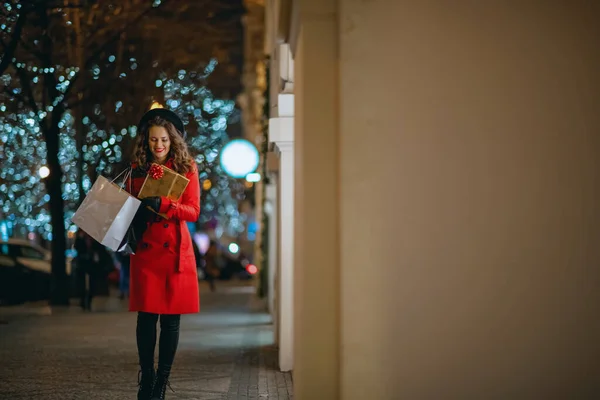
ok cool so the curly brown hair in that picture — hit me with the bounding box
[131,116,194,174]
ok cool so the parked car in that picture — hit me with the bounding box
[0,239,73,305]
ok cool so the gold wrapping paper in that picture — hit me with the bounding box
[138,164,189,218]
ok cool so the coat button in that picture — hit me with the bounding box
[142,243,148,249]
[163,242,169,248]
[163,223,169,228]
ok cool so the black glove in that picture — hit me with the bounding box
[118,205,150,254]
[141,196,161,213]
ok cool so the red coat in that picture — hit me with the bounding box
[126,160,200,315]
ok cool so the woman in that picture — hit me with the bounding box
[127,108,200,400]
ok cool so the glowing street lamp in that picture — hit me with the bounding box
[149,101,164,110]
[228,242,239,254]
[245,172,261,183]
[219,139,259,178]
[38,166,50,179]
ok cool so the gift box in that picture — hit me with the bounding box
[138,164,189,218]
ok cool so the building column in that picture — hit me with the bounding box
[292,0,340,397]
[264,177,278,324]
[269,93,295,372]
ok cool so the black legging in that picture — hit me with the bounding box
[136,312,181,376]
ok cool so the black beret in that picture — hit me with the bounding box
[137,108,186,139]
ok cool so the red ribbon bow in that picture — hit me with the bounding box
[148,163,164,180]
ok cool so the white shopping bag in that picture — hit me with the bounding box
[71,172,141,252]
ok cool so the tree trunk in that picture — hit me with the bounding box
[45,118,69,306]
[72,0,87,206]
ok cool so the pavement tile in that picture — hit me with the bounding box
[0,282,293,400]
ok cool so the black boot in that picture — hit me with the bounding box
[151,314,181,400]
[150,372,172,400]
[137,369,155,400]
[136,312,159,400]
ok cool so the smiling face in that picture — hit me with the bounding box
[148,125,171,163]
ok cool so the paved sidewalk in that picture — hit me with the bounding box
[0,282,293,400]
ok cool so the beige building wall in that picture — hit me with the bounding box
[293,0,340,395]
[292,0,600,399]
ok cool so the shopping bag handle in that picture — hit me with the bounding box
[111,167,132,192]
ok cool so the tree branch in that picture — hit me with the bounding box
[37,7,61,104]
[83,2,166,70]
[60,71,80,104]
[18,38,47,61]
[13,68,40,115]
[2,86,28,108]
[48,4,84,9]
[0,4,29,75]
[64,87,90,109]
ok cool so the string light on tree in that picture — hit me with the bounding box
[1,5,242,239]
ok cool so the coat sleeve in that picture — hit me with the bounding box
[158,164,200,222]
